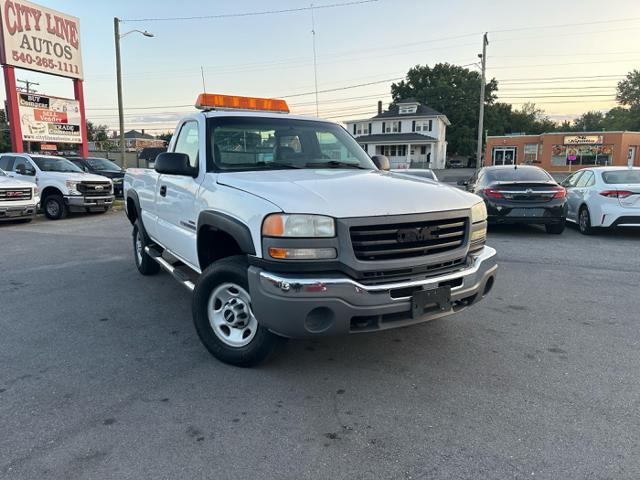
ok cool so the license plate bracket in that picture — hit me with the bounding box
[412,286,452,319]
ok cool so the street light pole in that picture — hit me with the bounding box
[476,32,488,171]
[114,17,126,169]
[114,18,154,169]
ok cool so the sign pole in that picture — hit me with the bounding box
[3,64,23,152]
[73,78,89,158]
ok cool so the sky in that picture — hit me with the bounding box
[4,0,640,136]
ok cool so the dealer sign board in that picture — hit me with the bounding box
[0,0,83,79]
[19,93,82,143]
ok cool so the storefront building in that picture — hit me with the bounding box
[485,132,640,172]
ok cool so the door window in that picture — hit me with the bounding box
[13,157,36,176]
[575,171,593,188]
[563,171,583,188]
[0,155,15,171]
[492,147,516,165]
[173,121,199,168]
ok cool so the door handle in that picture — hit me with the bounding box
[159,185,167,197]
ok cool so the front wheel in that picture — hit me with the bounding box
[43,195,67,220]
[545,221,565,234]
[192,256,283,367]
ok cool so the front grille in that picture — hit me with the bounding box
[360,257,466,285]
[77,182,111,196]
[350,217,468,261]
[0,188,32,201]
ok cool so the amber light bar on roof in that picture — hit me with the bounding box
[195,93,290,113]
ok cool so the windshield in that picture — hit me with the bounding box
[32,156,82,173]
[485,167,552,182]
[602,169,640,184]
[208,117,374,171]
[86,158,121,171]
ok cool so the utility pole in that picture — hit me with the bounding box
[476,32,488,170]
[310,4,319,117]
[114,17,126,169]
[17,79,39,152]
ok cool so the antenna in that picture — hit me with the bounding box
[310,3,319,117]
[201,66,207,92]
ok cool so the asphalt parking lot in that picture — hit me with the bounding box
[1,212,639,480]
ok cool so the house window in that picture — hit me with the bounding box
[355,123,369,135]
[384,121,400,133]
[523,144,539,164]
[381,145,407,157]
[399,105,418,114]
[415,120,432,132]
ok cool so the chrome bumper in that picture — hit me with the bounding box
[64,195,114,208]
[248,246,498,338]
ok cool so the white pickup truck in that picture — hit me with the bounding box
[124,94,497,367]
[0,168,39,222]
[0,153,114,219]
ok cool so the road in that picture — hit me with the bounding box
[1,212,639,480]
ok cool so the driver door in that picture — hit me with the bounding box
[155,120,203,268]
[10,156,37,184]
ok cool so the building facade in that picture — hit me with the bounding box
[345,99,450,169]
[485,132,640,172]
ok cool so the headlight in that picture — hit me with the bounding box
[471,201,487,223]
[262,214,335,238]
[65,180,82,195]
[33,186,40,196]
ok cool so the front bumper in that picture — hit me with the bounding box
[0,203,38,221]
[64,195,114,211]
[248,246,497,338]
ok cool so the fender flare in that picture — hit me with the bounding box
[125,189,141,225]
[197,211,256,256]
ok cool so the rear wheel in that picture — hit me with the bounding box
[192,256,283,367]
[43,194,67,220]
[545,221,565,234]
[133,220,160,275]
[578,206,594,235]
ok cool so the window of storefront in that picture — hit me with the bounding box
[492,147,516,165]
[523,144,539,164]
[551,144,613,166]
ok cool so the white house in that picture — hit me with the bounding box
[345,99,450,169]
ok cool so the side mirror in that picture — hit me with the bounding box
[371,155,390,171]
[457,179,469,186]
[154,152,197,177]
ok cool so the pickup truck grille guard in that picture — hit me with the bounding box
[0,188,32,201]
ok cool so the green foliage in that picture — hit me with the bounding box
[86,120,110,142]
[0,110,12,153]
[616,70,640,107]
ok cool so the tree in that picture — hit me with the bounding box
[391,63,498,156]
[85,120,110,142]
[616,70,640,107]
[0,110,12,153]
[156,131,173,143]
[572,111,605,131]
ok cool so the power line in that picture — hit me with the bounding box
[279,76,404,98]
[488,16,640,34]
[121,0,378,22]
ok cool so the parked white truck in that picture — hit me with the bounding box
[0,153,114,220]
[0,168,39,222]
[124,94,497,367]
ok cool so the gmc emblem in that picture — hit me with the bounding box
[397,226,440,243]
[6,191,22,197]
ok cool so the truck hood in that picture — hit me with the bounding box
[0,175,34,188]
[41,171,112,182]
[216,169,480,218]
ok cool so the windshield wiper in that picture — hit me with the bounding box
[305,160,369,169]
[255,161,302,169]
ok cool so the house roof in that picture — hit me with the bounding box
[372,103,445,119]
[355,133,438,143]
[124,130,155,140]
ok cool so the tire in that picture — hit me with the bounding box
[545,221,565,234]
[578,206,594,235]
[132,220,160,275]
[192,256,283,367]
[43,194,67,220]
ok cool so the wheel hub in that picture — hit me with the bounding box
[207,283,258,348]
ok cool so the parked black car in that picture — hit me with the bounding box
[459,165,567,234]
[68,157,125,197]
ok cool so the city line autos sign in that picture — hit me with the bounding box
[0,0,83,79]
[19,93,82,143]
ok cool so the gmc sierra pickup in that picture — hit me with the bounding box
[124,93,497,367]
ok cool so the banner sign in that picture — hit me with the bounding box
[563,135,603,145]
[0,0,83,79]
[18,92,82,143]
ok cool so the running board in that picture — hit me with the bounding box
[145,246,195,291]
